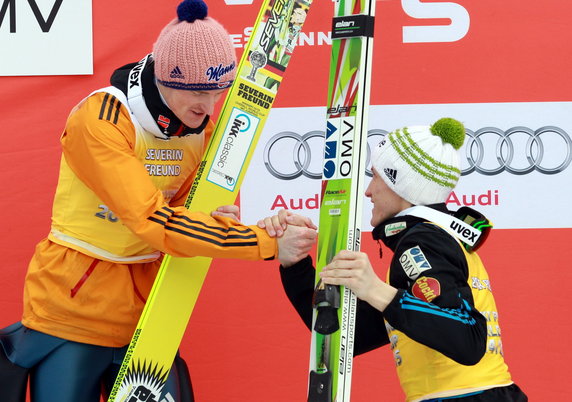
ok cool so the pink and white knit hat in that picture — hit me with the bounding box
[153,0,237,90]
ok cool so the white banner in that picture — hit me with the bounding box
[0,0,92,76]
[241,102,572,229]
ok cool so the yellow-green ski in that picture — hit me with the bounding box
[308,0,375,401]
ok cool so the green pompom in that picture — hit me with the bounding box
[430,117,465,150]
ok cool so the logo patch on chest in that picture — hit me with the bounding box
[385,221,406,237]
[399,246,432,280]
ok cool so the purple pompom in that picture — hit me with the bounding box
[177,0,208,23]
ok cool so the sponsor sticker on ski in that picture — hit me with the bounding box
[323,117,356,180]
[207,108,259,191]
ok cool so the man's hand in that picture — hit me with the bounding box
[277,224,317,267]
[257,209,290,237]
[257,209,317,267]
[319,250,397,311]
[257,209,317,237]
[211,204,240,221]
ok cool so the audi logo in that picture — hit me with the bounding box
[463,126,571,175]
[263,126,572,180]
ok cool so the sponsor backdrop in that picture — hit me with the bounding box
[1,0,570,400]
[243,102,572,229]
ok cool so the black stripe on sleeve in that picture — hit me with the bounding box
[148,216,166,226]
[99,93,110,120]
[166,219,257,241]
[112,99,121,124]
[166,226,258,248]
[148,207,176,225]
[98,93,122,125]
[105,96,116,122]
[170,214,254,235]
[148,207,258,245]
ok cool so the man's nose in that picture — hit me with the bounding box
[365,184,373,198]
[203,94,218,115]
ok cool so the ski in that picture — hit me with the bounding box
[107,1,314,400]
[308,0,375,401]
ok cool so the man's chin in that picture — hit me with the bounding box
[184,117,205,128]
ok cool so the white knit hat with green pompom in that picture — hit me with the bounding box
[370,117,465,205]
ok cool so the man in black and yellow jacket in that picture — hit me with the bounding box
[273,118,527,401]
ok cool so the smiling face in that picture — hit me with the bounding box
[157,83,227,128]
[365,168,413,227]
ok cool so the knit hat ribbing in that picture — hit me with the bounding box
[153,0,237,90]
[371,118,466,205]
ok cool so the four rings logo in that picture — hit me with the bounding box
[263,129,387,180]
[463,126,572,175]
[263,126,572,180]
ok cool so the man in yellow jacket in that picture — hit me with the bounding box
[0,1,317,401]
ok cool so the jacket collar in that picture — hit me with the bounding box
[372,203,450,251]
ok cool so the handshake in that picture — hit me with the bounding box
[211,205,317,267]
[257,209,318,268]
